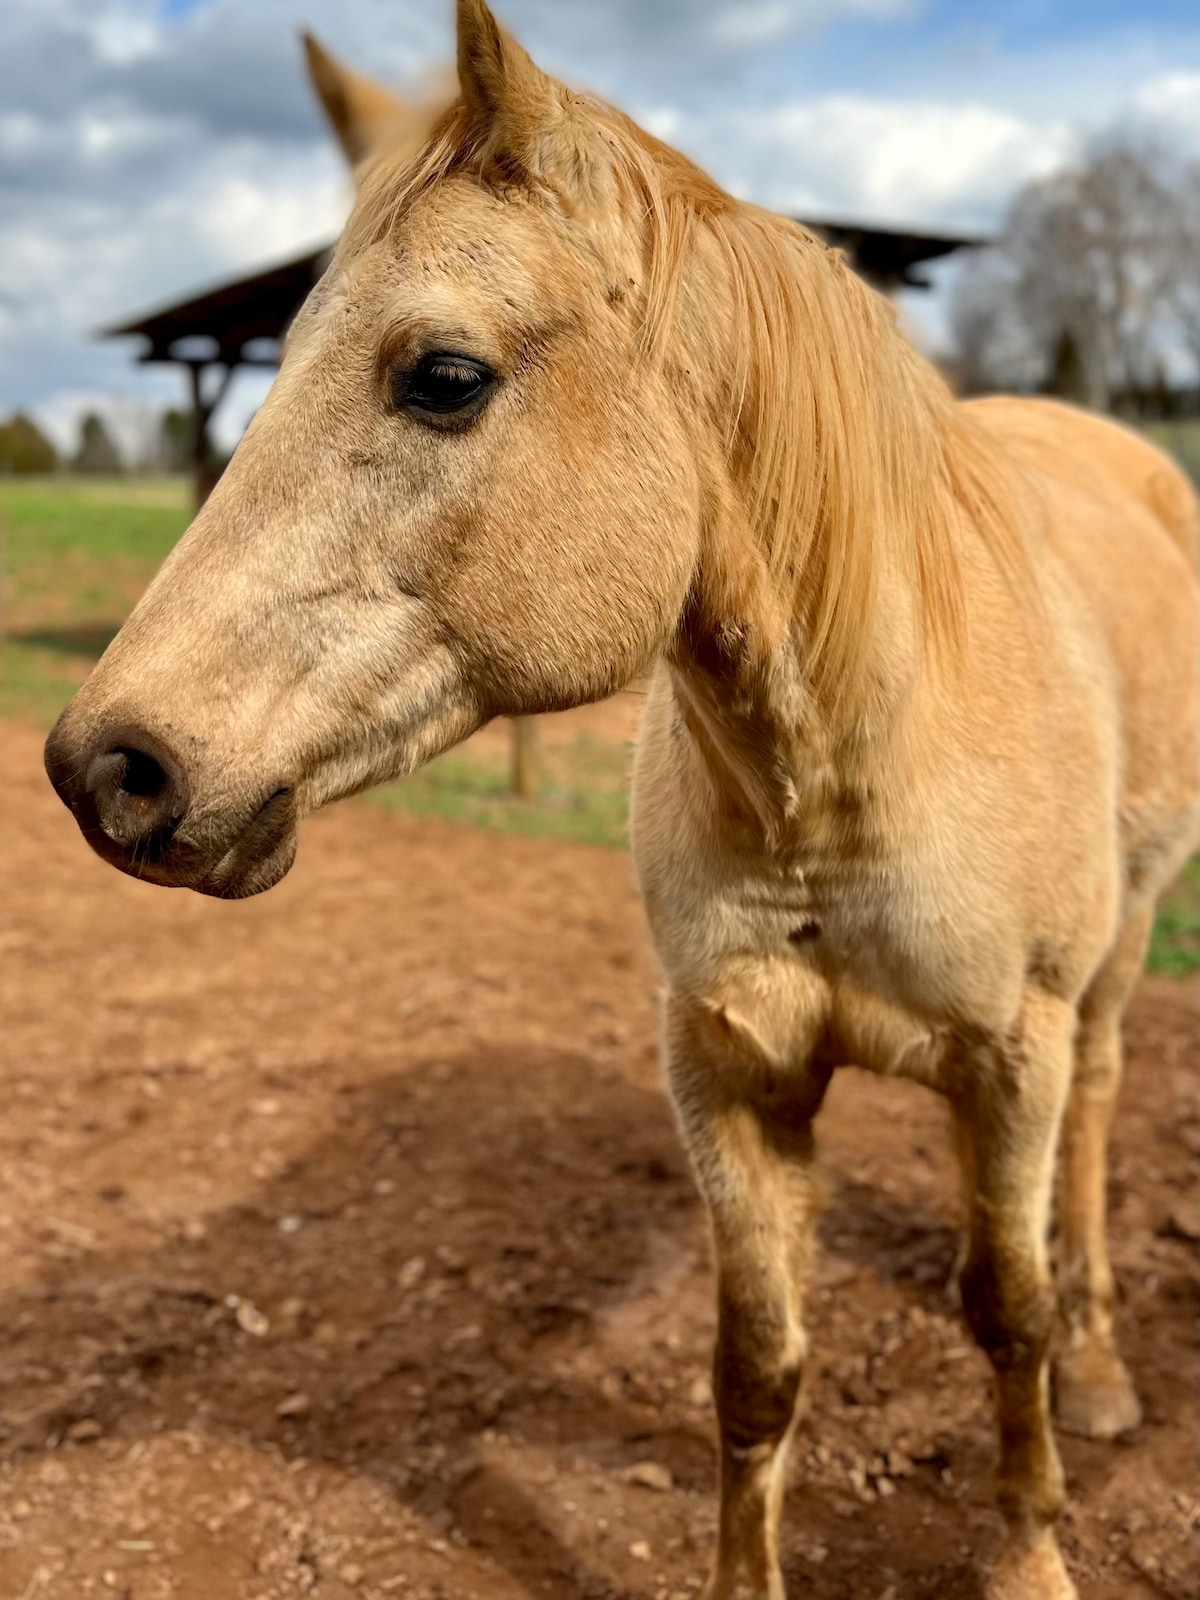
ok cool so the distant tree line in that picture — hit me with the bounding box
[0,413,58,474]
[0,407,195,476]
[950,136,1199,418]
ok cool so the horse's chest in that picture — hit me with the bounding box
[806,865,960,1009]
[749,853,936,986]
[632,703,1021,1028]
[662,836,1011,1032]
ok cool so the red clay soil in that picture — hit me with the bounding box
[0,718,1195,1600]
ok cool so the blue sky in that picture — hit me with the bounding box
[0,0,1195,455]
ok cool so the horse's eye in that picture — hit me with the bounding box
[394,353,494,420]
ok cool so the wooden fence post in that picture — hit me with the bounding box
[511,716,539,799]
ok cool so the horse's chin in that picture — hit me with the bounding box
[69,788,300,900]
[193,825,299,900]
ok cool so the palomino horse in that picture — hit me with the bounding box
[45,5,1199,1596]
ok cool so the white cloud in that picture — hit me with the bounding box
[709,0,917,49]
[711,5,797,48]
[90,10,159,66]
[1131,69,1200,142]
[691,95,1075,228]
[189,162,347,265]
[508,0,924,67]
[0,0,1195,457]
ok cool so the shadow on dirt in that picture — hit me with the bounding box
[0,1043,1001,1599]
[10,623,120,659]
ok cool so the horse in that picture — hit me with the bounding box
[45,5,1199,1596]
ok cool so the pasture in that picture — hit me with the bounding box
[0,474,1196,1599]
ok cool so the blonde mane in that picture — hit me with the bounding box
[343,92,1029,713]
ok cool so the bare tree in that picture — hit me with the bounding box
[950,247,1038,396]
[951,135,1198,411]
[1163,161,1200,378]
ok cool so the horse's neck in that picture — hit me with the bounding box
[667,519,921,846]
[665,223,937,842]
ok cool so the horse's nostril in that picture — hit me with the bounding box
[112,745,169,800]
[78,730,190,852]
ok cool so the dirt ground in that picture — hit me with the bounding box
[1,717,1196,1600]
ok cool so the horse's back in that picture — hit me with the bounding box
[968,395,1200,575]
[969,396,1200,898]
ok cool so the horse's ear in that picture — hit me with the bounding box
[301,32,406,167]
[456,0,589,197]
[456,0,554,122]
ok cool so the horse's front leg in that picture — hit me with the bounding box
[951,992,1077,1600]
[1054,906,1150,1440]
[666,975,832,1600]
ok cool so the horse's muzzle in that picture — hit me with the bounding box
[44,713,298,899]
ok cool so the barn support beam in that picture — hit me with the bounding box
[185,359,236,513]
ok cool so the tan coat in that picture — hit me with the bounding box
[45,8,1199,1598]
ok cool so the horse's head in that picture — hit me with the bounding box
[46,0,721,897]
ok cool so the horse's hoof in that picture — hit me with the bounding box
[1054,1342,1142,1439]
[985,1538,1077,1600]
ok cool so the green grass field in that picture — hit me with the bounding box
[2,471,1196,974]
[0,476,192,724]
[1144,418,1200,485]
[368,734,631,849]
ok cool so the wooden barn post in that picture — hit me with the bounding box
[186,360,234,512]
